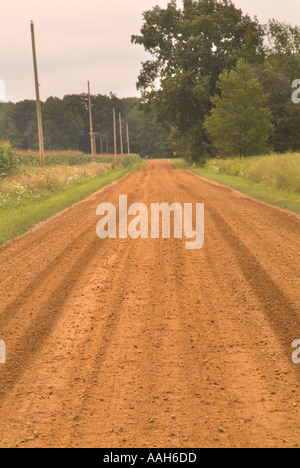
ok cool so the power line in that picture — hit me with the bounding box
[36,37,69,96]
[0,31,27,41]
[4,89,34,100]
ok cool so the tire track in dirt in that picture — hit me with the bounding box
[0,172,147,401]
[0,236,106,402]
[175,172,299,359]
[209,205,299,344]
[0,172,147,328]
[0,160,299,448]
[184,190,298,340]
[63,163,299,448]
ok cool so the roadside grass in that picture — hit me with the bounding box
[173,154,300,214]
[14,149,140,168]
[0,163,112,203]
[0,161,143,246]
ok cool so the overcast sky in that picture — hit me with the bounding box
[0,0,299,102]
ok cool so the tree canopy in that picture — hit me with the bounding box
[132,0,300,160]
[204,60,273,156]
[1,1,299,161]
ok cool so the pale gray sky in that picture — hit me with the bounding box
[0,0,299,102]
[0,80,5,102]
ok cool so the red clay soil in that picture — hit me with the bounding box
[0,159,299,448]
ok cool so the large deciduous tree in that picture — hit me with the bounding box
[257,20,300,152]
[132,0,265,160]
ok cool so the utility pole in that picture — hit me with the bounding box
[88,81,95,162]
[106,132,109,154]
[30,21,45,168]
[119,113,123,155]
[126,123,130,154]
[93,132,100,155]
[113,108,117,162]
[100,134,103,154]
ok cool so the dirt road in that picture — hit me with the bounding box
[0,160,299,448]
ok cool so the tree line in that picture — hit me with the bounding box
[1,0,299,163]
[0,93,172,159]
[132,0,300,161]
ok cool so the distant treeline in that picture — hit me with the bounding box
[0,93,172,158]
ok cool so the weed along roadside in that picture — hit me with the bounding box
[0,143,143,245]
[173,153,300,214]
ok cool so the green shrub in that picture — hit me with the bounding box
[0,144,19,179]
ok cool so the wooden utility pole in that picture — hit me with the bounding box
[126,123,130,154]
[100,134,103,154]
[88,81,95,162]
[119,113,123,155]
[93,132,100,154]
[30,21,45,168]
[106,132,109,154]
[113,108,117,162]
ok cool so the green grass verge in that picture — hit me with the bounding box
[0,163,141,246]
[173,158,300,214]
